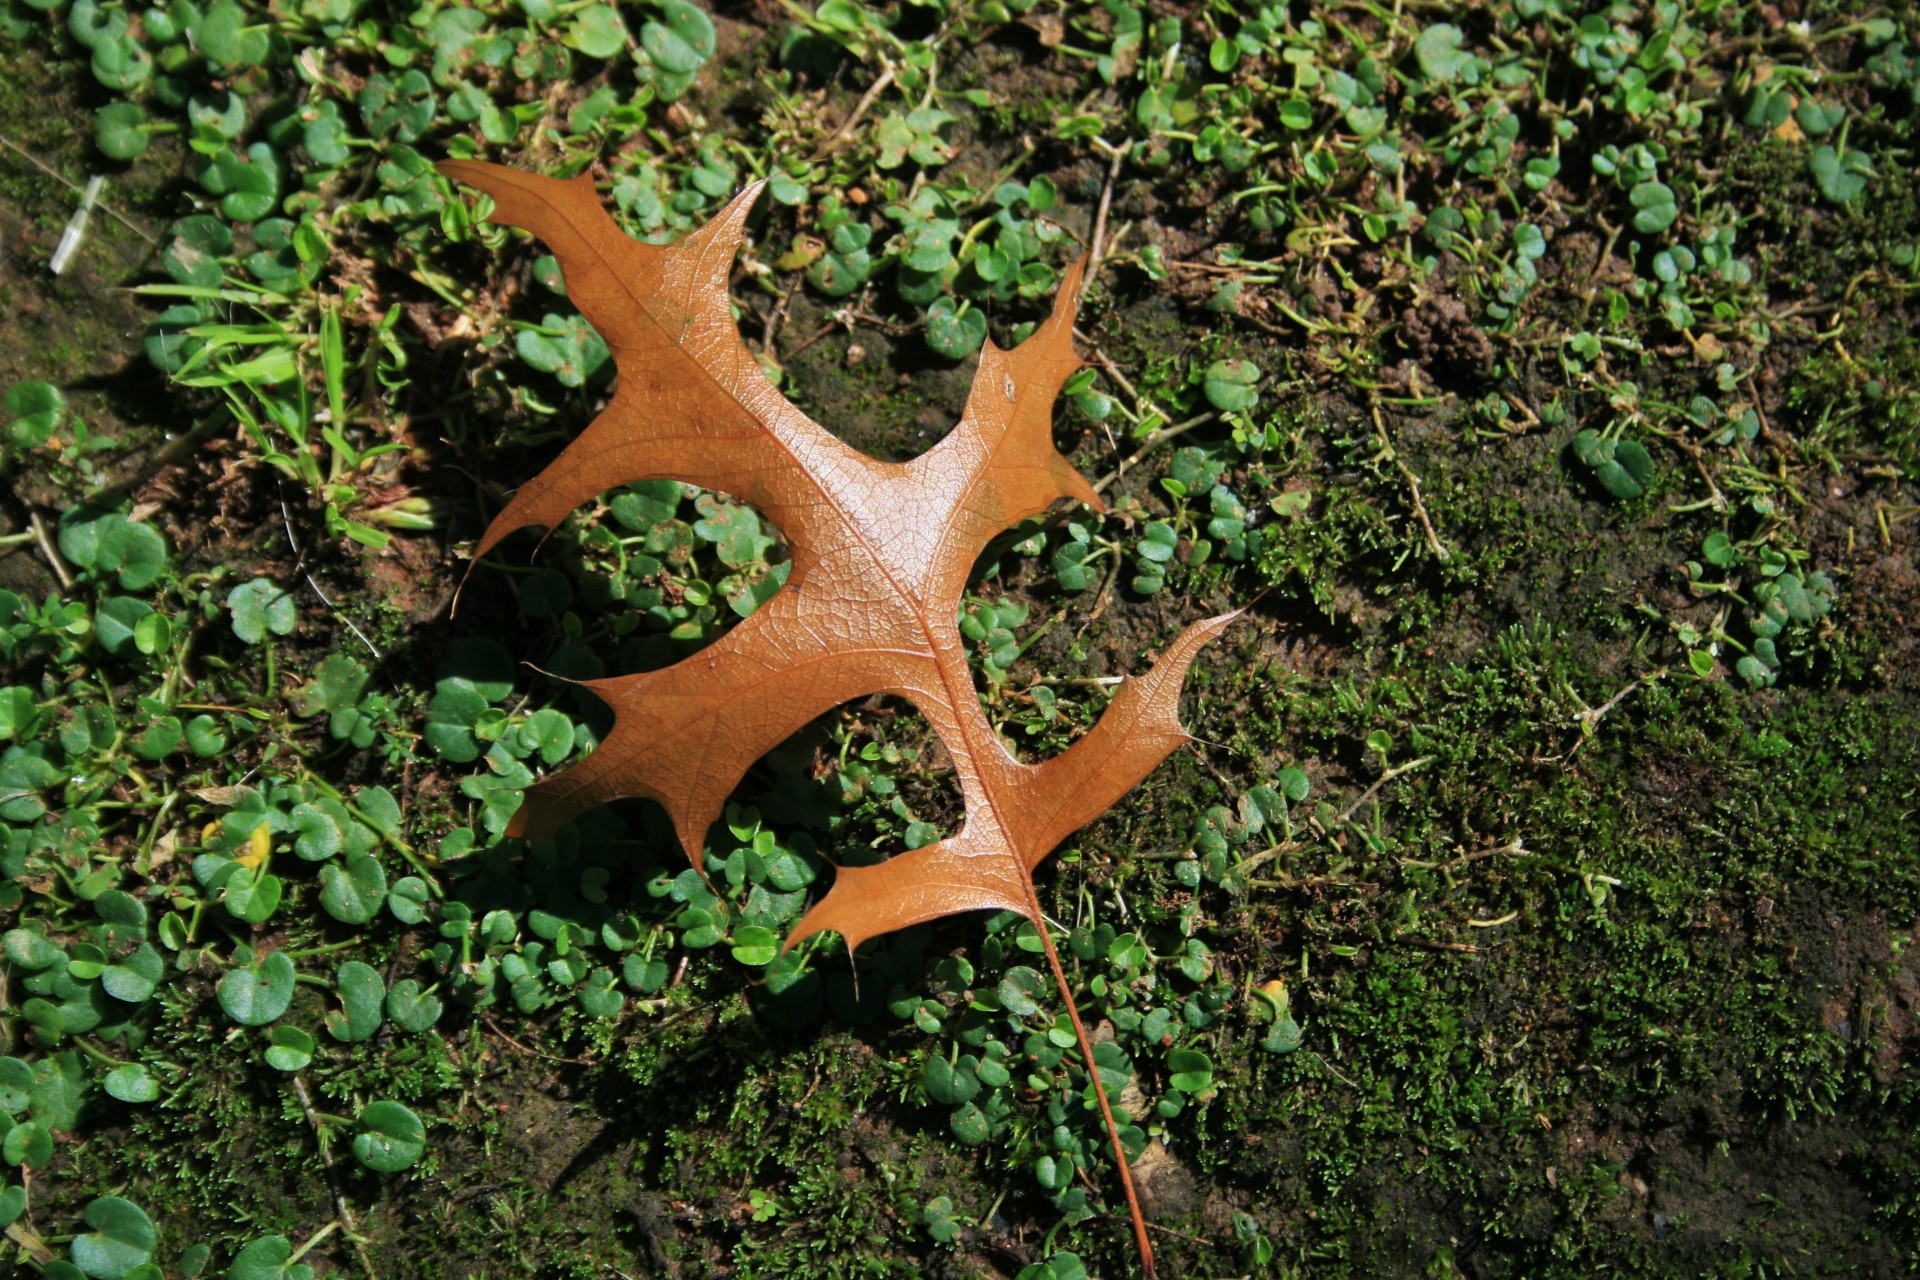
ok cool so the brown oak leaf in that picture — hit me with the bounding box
[442,160,1233,1275]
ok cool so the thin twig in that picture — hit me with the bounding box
[281,497,384,659]
[1371,402,1449,562]
[290,1074,381,1279]
[1087,144,1126,280]
[1031,914,1156,1278]
[482,1013,598,1067]
[1235,756,1437,878]
[0,133,158,244]
[1093,412,1217,495]
[820,61,897,153]
[29,511,74,592]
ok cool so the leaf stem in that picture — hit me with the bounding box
[1030,902,1156,1279]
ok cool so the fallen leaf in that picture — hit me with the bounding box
[441,160,1233,1277]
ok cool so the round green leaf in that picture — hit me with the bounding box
[728,925,779,967]
[185,713,229,756]
[196,1,268,70]
[924,296,986,359]
[91,36,153,92]
[264,1026,315,1072]
[998,966,1046,1018]
[102,944,164,1004]
[565,3,627,58]
[353,1100,426,1172]
[216,949,296,1026]
[3,381,64,449]
[425,679,486,762]
[328,961,386,1043]
[1629,180,1678,233]
[1168,1046,1214,1093]
[70,1195,156,1279]
[1202,358,1261,413]
[227,578,296,644]
[388,876,430,925]
[922,1054,980,1106]
[226,1236,314,1280]
[104,1063,159,1103]
[385,978,442,1034]
[94,102,149,160]
[3,928,61,970]
[4,1120,52,1167]
[949,1101,991,1145]
[578,968,624,1018]
[319,852,387,924]
[515,708,575,765]
[289,802,344,861]
[641,0,716,75]
[0,1058,32,1113]
[223,867,282,924]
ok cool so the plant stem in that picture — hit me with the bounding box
[1030,901,1156,1278]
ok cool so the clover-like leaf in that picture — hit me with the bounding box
[1629,180,1678,233]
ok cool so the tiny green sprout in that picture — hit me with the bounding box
[1233,1210,1277,1266]
[353,1100,426,1172]
[1132,522,1179,594]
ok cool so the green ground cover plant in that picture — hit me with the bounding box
[0,0,1916,1277]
